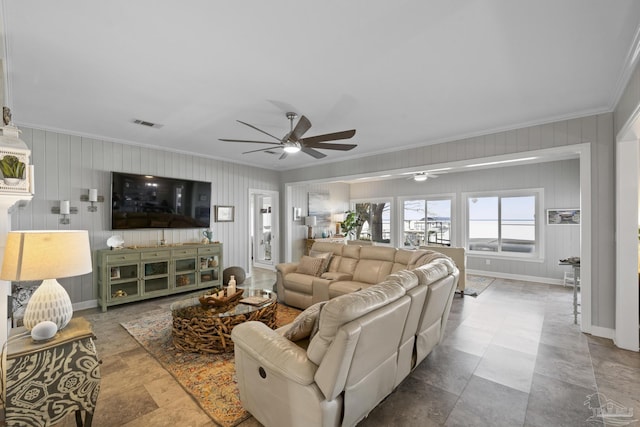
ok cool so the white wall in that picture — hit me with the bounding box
[13,127,279,306]
[350,160,580,281]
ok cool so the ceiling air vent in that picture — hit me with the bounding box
[132,119,163,129]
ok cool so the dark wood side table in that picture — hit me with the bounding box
[4,317,101,426]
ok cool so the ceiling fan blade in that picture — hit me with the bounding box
[290,115,312,141]
[301,147,327,159]
[300,129,356,145]
[242,146,283,154]
[237,120,283,142]
[219,138,281,145]
[303,141,357,151]
[279,151,288,160]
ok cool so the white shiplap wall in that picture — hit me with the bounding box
[350,160,580,280]
[281,113,615,329]
[14,127,279,306]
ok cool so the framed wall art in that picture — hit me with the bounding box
[546,208,580,225]
[293,207,302,221]
[308,192,331,226]
[215,205,235,222]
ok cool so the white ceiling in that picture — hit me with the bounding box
[3,1,640,171]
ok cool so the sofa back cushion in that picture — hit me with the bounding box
[337,245,361,274]
[307,277,405,365]
[351,246,396,284]
[392,249,426,272]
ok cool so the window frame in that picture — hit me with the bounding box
[463,188,544,261]
[398,194,456,249]
[350,198,394,246]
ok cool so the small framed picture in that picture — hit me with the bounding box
[547,208,580,225]
[110,266,121,279]
[215,205,235,222]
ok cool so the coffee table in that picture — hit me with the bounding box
[170,287,277,353]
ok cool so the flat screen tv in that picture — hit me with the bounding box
[111,172,211,230]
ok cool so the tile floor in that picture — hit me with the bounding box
[19,270,640,426]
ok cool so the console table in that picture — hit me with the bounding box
[4,318,101,426]
[96,243,223,311]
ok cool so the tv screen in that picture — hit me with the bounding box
[111,172,211,230]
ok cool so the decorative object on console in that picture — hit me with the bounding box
[0,230,92,330]
[333,212,345,235]
[106,234,124,249]
[304,215,317,239]
[80,188,103,212]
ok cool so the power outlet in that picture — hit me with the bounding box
[485,259,491,265]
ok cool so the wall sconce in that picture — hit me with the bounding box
[80,189,103,212]
[51,200,78,224]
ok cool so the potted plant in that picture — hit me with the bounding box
[340,210,364,239]
[0,155,26,186]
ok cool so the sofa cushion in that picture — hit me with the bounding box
[280,301,327,341]
[352,259,393,284]
[337,245,361,274]
[412,259,454,285]
[296,256,324,277]
[328,281,365,298]
[309,250,332,274]
[284,273,316,293]
[307,277,407,365]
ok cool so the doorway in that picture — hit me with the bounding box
[249,189,279,271]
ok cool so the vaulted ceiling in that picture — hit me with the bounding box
[3,1,640,170]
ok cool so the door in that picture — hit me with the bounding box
[250,189,279,270]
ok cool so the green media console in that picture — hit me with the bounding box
[95,243,223,311]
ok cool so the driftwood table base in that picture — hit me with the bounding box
[172,294,277,353]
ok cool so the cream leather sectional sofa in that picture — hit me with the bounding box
[232,260,459,427]
[276,242,465,309]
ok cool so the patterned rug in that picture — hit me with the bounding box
[464,275,496,297]
[121,303,301,427]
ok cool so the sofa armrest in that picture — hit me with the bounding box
[276,262,299,299]
[276,262,299,275]
[231,321,318,385]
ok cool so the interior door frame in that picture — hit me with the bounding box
[248,188,279,271]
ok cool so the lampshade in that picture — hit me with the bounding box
[304,216,317,226]
[333,213,345,223]
[1,230,92,330]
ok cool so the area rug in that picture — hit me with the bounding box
[464,275,496,297]
[121,304,301,427]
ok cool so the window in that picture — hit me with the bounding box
[402,198,452,247]
[466,190,541,258]
[353,201,392,244]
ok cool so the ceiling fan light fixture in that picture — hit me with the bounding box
[283,141,301,153]
[413,174,428,182]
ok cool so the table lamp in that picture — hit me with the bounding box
[304,216,317,239]
[1,230,92,330]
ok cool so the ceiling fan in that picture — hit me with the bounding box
[219,112,357,160]
[405,172,441,182]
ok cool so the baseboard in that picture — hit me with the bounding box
[467,269,562,286]
[590,325,615,340]
[73,299,98,311]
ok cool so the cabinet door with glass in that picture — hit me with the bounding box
[107,262,140,302]
[141,250,170,295]
[198,245,222,288]
[172,248,198,290]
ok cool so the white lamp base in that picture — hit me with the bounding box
[23,278,73,331]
